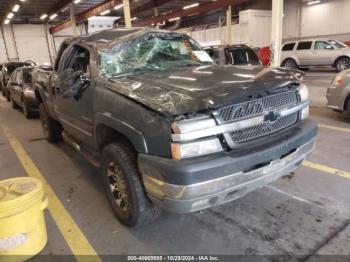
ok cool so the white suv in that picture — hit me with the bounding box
[281,39,350,72]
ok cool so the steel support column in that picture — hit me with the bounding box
[70,3,79,37]
[123,0,132,28]
[270,0,284,67]
[226,5,232,45]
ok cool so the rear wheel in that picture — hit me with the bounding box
[22,98,34,119]
[101,142,161,227]
[6,90,10,102]
[282,59,298,70]
[335,57,350,72]
[39,103,62,143]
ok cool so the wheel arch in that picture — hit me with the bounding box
[333,55,350,67]
[94,113,148,154]
[281,57,299,67]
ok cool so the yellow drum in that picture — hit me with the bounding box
[0,177,48,261]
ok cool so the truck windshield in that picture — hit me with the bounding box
[99,32,213,77]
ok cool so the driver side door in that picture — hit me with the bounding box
[55,44,95,144]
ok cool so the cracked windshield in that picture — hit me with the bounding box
[99,32,214,77]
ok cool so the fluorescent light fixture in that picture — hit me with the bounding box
[7,13,14,19]
[169,17,180,22]
[4,19,10,24]
[100,10,111,15]
[61,6,69,12]
[307,0,321,5]
[40,14,48,19]
[74,0,82,3]
[49,13,57,20]
[114,4,123,10]
[131,17,137,21]
[13,4,20,12]
[19,0,26,2]
[88,16,96,20]
[183,3,199,9]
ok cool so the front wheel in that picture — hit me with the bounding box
[101,142,161,227]
[335,57,350,72]
[22,98,34,119]
[38,103,62,143]
[282,59,298,70]
[11,96,19,109]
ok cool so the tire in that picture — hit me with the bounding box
[6,89,10,102]
[346,98,350,118]
[282,59,298,70]
[22,98,34,119]
[0,80,3,93]
[11,97,19,109]
[38,103,62,143]
[101,142,161,227]
[335,57,350,72]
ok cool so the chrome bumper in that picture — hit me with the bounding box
[144,139,315,213]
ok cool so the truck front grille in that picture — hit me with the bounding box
[218,91,298,123]
[216,91,300,146]
[230,112,298,143]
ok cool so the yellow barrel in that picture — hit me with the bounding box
[0,177,48,262]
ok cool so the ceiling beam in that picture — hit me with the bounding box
[49,0,174,34]
[133,0,248,27]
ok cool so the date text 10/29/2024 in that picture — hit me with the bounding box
[127,256,220,261]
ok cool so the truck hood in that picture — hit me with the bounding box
[106,65,303,116]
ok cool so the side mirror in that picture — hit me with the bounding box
[326,45,333,50]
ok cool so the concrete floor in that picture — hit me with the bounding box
[0,70,350,259]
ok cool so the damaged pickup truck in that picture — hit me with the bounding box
[35,28,317,227]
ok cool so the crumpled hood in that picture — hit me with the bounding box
[106,65,303,116]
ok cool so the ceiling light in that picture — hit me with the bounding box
[169,17,180,22]
[19,0,26,2]
[307,0,321,5]
[183,3,199,9]
[4,19,10,24]
[13,4,20,12]
[100,10,110,15]
[61,6,69,12]
[74,0,82,3]
[7,13,14,19]
[131,17,137,21]
[114,4,123,10]
[49,13,57,20]
[40,14,48,20]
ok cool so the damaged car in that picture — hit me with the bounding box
[34,28,317,227]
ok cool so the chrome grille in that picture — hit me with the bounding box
[230,112,299,143]
[218,91,298,123]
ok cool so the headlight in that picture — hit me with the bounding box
[171,138,223,160]
[171,116,223,160]
[298,84,309,102]
[171,116,216,134]
[332,74,344,86]
[298,84,309,120]
[23,89,35,98]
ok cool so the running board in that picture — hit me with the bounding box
[62,132,101,168]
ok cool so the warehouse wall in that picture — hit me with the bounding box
[284,0,350,41]
[0,24,55,64]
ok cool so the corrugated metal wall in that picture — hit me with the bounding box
[0,29,8,63]
[13,24,51,64]
[284,0,350,40]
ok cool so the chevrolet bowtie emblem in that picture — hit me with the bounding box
[265,111,281,122]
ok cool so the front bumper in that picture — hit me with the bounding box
[138,120,317,213]
[326,85,344,111]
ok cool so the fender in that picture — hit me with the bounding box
[94,112,148,154]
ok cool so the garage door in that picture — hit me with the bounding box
[13,24,50,64]
[0,29,8,63]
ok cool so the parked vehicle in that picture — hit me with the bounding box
[281,39,350,72]
[8,65,52,118]
[1,61,36,101]
[204,45,261,65]
[326,69,350,117]
[35,28,317,227]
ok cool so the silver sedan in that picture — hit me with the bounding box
[326,69,350,116]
